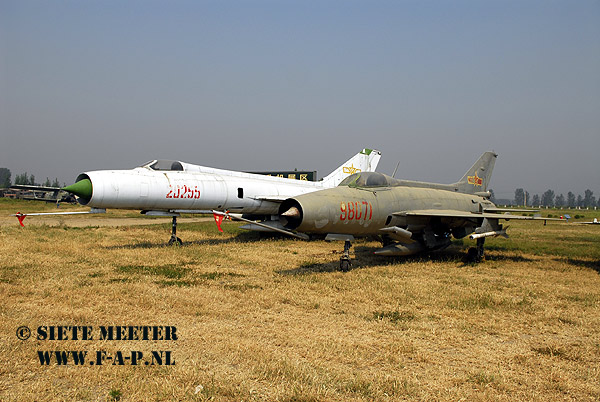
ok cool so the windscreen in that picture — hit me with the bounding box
[142,160,184,171]
[338,172,392,187]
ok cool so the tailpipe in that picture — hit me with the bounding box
[279,199,304,230]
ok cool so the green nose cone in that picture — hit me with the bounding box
[62,179,92,199]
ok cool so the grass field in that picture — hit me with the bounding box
[1,199,599,401]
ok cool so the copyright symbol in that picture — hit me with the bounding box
[16,326,31,341]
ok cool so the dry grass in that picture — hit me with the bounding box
[1,200,599,401]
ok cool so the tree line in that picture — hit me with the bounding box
[0,168,61,188]
[2,166,598,208]
[512,188,598,208]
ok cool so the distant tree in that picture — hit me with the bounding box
[555,194,565,208]
[0,168,11,188]
[531,194,540,206]
[583,189,596,208]
[541,189,555,207]
[43,177,52,187]
[514,188,525,206]
[567,192,576,208]
[513,189,529,206]
[14,172,36,185]
[15,173,27,185]
[577,195,583,207]
[52,178,60,187]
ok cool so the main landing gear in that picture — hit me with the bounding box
[168,215,183,246]
[466,238,485,263]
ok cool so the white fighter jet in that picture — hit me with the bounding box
[18,149,381,244]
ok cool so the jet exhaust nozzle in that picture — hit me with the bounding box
[279,199,304,230]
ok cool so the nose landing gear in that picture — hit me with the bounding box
[340,240,352,272]
[168,215,183,246]
[325,234,355,272]
[141,211,183,246]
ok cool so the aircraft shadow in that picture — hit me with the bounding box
[276,261,342,275]
[106,232,535,272]
[552,257,600,274]
[104,231,263,250]
[276,244,535,275]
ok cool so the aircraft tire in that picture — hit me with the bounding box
[465,247,479,263]
[168,237,183,246]
[340,259,351,272]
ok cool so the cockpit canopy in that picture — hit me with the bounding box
[141,160,184,171]
[339,172,399,188]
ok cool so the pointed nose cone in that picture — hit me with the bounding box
[281,206,300,218]
[62,179,92,199]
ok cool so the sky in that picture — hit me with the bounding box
[1,0,599,200]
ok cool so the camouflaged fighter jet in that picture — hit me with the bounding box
[217,151,556,270]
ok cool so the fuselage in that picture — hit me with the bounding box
[75,165,332,214]
[279,185,495,236]
[65,150,382,217]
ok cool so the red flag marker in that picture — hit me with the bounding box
[213,212,224,232]
[16,212,26,227]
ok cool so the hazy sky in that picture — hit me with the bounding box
[1,0,599,200]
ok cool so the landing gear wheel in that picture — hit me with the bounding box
[466,247,479,263]
[339,240,352,272]
[168,236,182,246]
[465,238,485,263]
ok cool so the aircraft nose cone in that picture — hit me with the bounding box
[62,179,92,199]
[281,206,300,218]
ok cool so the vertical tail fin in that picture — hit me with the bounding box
[452,151,497,194]
[321,148,382,187]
